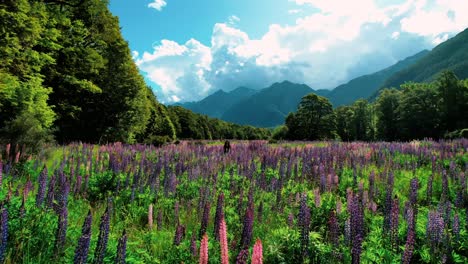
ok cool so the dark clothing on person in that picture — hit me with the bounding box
[223,141,231,154]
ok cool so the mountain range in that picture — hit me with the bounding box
[174,28,468,128]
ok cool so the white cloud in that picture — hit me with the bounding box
[228,15,240,25]
[131,51,139,60]
[288,9,302,14]
[148,0,167,11]
[136,0,468,103]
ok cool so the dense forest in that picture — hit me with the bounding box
[0,0,269,150]
[275,71,468,142]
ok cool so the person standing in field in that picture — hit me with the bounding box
[223,140,231,154]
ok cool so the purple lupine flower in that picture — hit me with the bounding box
[257,201,263,223]
[36,166,48,207]
[328,210,339,247]
[298,194,311,260]
[0,159,3,186]
[214,193,225,241]
[350,194,364,264]
[0,205,8,263]
[190,232,198,257]
[314,188,321,208]
[426,210,444,248]
[173,224,186,246]
[55,205,68,256]
[401,226,415,264]
[45,172,56,209]
[441,170,449,202]
[235,249,249,264]
[116,229,127,264]
[199,202,210,239]
[390,196,399,249]
[94,206,110,264]
[344,218,351,245]
[426,174,433,204]
[240,205,254,250]
[74,210,92,264]
[409,178,418,206]
[453,213,460,242]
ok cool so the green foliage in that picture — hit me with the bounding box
[285,93,336,140]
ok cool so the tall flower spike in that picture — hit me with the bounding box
[148,204,153,230]
[252,239,263,264]
[94,206,110,264]
[199,234,208,264]
[74,210,92,264]
[214,192,225,241]
[240,205,254,250]
[55,205,68,256]
[36,166,48,207]
[173,224,186,246]
[199,202,210,239]
[219,218,229,264]
[116,229,127,264]
[0,205,8,263]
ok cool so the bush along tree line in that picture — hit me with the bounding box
[274,71,468,141]
[0,0,270,151]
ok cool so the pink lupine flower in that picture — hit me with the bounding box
[199,234,208,264]
[252,239,263,264]
[219,218,229,264]
[148,204,153,229]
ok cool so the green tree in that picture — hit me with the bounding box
[0,0,57,149]
[375,89,401,141]
[435,71,468,133]
[350,99,374,141]
[335,106,354,141]
[398,82,441,140]
[286,93,336,140]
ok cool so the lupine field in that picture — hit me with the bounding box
[0,140,467,263]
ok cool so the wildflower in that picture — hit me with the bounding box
[199,234,208,264]
[214,193,225,241]
[235,249,249,264]
[74,210,92,264]
[94,206,110,264]
[55,205,68,256]
[252,239,263,264]
[116,230,127,264]
[402,226,415,264]
[36,166,48,207]
[240,205,254,250]
[0,205,8,263]
[173,224,186,246]
[148,204,153,230]
[199,202,210,239]
[219,218,229,264]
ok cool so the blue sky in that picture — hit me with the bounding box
[109,0,468,103]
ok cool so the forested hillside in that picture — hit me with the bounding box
[327,50,429,106]
[381,28,468,90]
[221,81,326,127]
[0,0,268,149]
[175,87,257,118]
